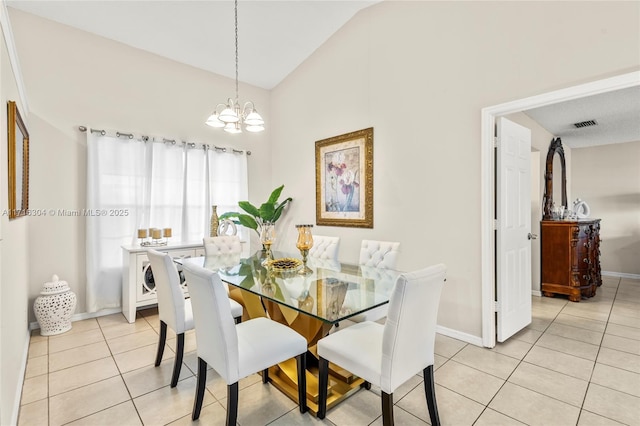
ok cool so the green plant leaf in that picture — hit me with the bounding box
[219,211,241,221]
[272,197,292,222]
[267,185,284,204]
[237,214,258,230]
[238,201,260,217]
[259,203,276,222]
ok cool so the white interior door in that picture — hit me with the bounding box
[496,117,532,342]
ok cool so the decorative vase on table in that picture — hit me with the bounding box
[33,275,77,336]
[260,222,276,265]
[210,205,219,237]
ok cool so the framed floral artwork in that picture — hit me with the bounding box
[315,127,373,228]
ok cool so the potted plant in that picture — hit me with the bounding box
[219,185,292,237]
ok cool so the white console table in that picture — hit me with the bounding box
[121,242,204,323]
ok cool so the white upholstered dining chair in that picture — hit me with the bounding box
[359,239,400,269]
[202,235,242,268]
[183,261,309,424]
[146,249,195,388]
[346,239,400,323]
[308,235,341,272]
[309,235,340,260]
[317,263,446,426]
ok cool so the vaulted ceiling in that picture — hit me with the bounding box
[8,0,380,90]
[8,1,639,148]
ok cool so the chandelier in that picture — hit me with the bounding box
[205,0,264,133]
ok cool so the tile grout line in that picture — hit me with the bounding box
[18,283,640,426]
[575,276,622,426]
[52,315,151,425]
[469,302,563,424]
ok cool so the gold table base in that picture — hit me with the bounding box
[229,288,365,415]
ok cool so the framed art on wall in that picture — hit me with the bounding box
[315,127,373,228]
[7,100,29,219]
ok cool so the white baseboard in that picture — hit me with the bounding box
[531,290,542,297]
[29,308,122,331]
[602,271,640,280]
[10,328,30,426]
[436,324,483,347]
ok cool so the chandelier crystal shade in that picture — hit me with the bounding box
[205,0,264,133]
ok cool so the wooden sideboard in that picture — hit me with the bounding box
[540,219,601,302]
[122,242,205,323]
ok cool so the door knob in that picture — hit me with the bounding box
[528,233,538,240]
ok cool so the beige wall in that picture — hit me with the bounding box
[270,1,639,338]
[0,13,30,425]
[572,141,640,275]
[8,8,272,319]
[4,1,639,348]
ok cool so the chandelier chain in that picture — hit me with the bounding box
[205,0,264,133]
[234,0,239,103]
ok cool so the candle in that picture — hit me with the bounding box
[137,229,148,239]
[151,228,162,240]
[163,228,172,238]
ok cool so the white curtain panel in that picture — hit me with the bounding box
[86,132,248,313]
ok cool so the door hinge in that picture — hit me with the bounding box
[493,137,499,148]
[493,219,498,230]
[494,301,500,312]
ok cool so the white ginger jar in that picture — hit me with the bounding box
[33,274,77,336]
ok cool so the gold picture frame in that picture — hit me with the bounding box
[315,127,373,228]
[7,101,29,219]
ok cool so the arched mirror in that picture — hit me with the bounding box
[542,137,567,220]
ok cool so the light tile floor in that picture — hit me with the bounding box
[18,276,640,426]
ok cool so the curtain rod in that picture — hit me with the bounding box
[78,126,251,155]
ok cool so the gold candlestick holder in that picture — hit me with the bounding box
[295,224,314,275]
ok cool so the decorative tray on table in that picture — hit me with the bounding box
[265,258,303,277]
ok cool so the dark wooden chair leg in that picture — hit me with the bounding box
[423,365,440,426]
[262,368,269,384]
[155,321,167,366]
[296,353,308,413]
[382,391,394,426]
[191,357,207,420]
[227,382,239,426]
[170,332,185,387]
[317,357,329,419]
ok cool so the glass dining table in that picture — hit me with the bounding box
[181,250,402,415]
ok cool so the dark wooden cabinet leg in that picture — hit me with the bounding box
[192,358,207,420]
[155,321,167,366]
[423,365,440,426]
[262,368,269,384]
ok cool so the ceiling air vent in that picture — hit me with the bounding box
[573,119,598,128]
